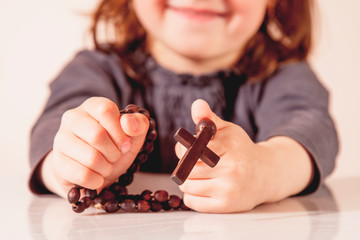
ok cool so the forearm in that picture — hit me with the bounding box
[256,136,314,203]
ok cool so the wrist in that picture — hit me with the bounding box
[255,136,314,203]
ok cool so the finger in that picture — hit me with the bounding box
[52,152,104,190]
[183,193,223,213]
[186,160,219,179]
[62,108,122,163]
[191,99,229,130]
[120,113,150,137]
[79,97,132,153]
[54,131,113,177]
[120,113,150,154]
[180,178,217,197]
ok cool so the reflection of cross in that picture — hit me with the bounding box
[171,119,220,185]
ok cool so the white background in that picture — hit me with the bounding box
[0,0,359,181]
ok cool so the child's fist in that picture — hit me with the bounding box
[42,97,149,198]
[175,99,266,213]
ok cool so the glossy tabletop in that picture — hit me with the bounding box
[1,172,359,240]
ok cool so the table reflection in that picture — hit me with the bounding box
[28,184,338,240]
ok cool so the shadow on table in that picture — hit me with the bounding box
[27,184,339,240]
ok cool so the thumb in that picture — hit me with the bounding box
[120,113,150,137]
[191,99,228,131]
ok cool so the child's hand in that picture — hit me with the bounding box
[176,99,313,213]
[41,97,149,198]
[175,99,272,213]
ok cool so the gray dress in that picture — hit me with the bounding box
[29,50,339,195]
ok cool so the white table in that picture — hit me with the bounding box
[1,172,359,239]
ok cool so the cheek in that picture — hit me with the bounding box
[227,0,268,38]
[132,0,165,36]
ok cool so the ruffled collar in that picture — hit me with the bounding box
[144,55,237,87]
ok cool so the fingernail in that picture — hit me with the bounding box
[121,141,131,154]
[128,115,138,131]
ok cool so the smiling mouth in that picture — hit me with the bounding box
[167,5,228,19]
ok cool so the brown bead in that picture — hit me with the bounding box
[162,201,171,211]
[146,129,157,142]
[196,118,216,138]
[121,199,136,212]
[74,184,84,189]
[95,189,115,205]
[150,201,162,212]
[141,190,153,201]
[142,141,154,153]
[80,197,92,209]
[180,201,191,211]
[68,187,80,204]
[154,190,168,203]
[137,200,151,212]
[149,118,156,130]
[139,108,150,118]
[168,195,182,209]
[118,173,134,186]
[105,200,120,213]
[85,189,97,200]
[135,152,148,164]
[125,104,139,113]
[72,201,86,213]
[127,162,140,174]
[110,182,127,195]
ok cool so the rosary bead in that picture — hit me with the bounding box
[110,182,127,195]
[154,190,168,203]
[146,129,157,142]
[180,201,191,211]
[162,201,171,211]
[105,200,120,213]
[74,184,84,189]
[80,197,92,209]
[85,189,97,200]
[168,195,182,209]
[137,200,151,212]
[150,201,162,212]
[149,118,156,130]
[138,108,150,118]
[68,187,80,204]
[121,199,136,212]
[141,190,153,201]
[72,201,86,213]
[125,104,139,113]
[95,189,115,205]
[196,118,217,138]
[135,152,148,165]
[127,162,140,174]
[118,173,134,186]
[142,142,154,153]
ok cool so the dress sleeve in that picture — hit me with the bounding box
[28,50,127,194]
[252,62,339,194]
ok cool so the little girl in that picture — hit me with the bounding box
[29,0,339,213]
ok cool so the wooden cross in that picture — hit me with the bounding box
[171,119,220,185]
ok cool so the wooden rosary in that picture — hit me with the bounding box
[68,104,220,213]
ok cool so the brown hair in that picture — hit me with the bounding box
[91,0,313,82]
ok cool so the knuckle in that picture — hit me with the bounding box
[87,126,107,145]
[76,169,103,189]
[85,148,102,168]
[96,99,118,116]
[61,109,76,124]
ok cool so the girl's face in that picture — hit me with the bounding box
[133,0,270,74]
